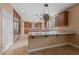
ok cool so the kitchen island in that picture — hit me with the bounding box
[28,29,75,52]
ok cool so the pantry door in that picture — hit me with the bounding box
[2,8,13,52]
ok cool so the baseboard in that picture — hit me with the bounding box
[28,42,68,53]
[68,43,79,49]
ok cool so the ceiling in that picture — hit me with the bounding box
[10,3,76,22]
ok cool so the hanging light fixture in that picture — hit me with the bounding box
[43,4,50,21]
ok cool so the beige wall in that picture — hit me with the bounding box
[68,4,79,46]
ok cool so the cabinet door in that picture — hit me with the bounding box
[55,11,68,26]
[35,23,42,30]
[2,8,13,52]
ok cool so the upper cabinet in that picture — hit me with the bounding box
[24,22,32,28]
[35,22,42,30]
[13,9,21,34]
[55,11,69,26]
[13,9,21,42]
[24,22,32,33]
[24,21,42,33]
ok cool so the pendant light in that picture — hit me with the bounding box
[43,4,50,21]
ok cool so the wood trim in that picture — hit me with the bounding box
[13,9,21,20]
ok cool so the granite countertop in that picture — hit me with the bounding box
[28,29,75,36]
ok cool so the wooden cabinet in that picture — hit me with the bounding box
[24,22,42,33]
[13,9,21,42]
[35,22,42,30]
[24,22,32,33]
[55,11,68,26]
[13,9,21,34]
[24,22,32,28]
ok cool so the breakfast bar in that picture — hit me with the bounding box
[28,29,75,52]
[28,30,75,36]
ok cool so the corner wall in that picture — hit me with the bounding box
[68,4,79,46]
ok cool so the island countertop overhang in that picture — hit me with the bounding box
[28,29,75,36]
